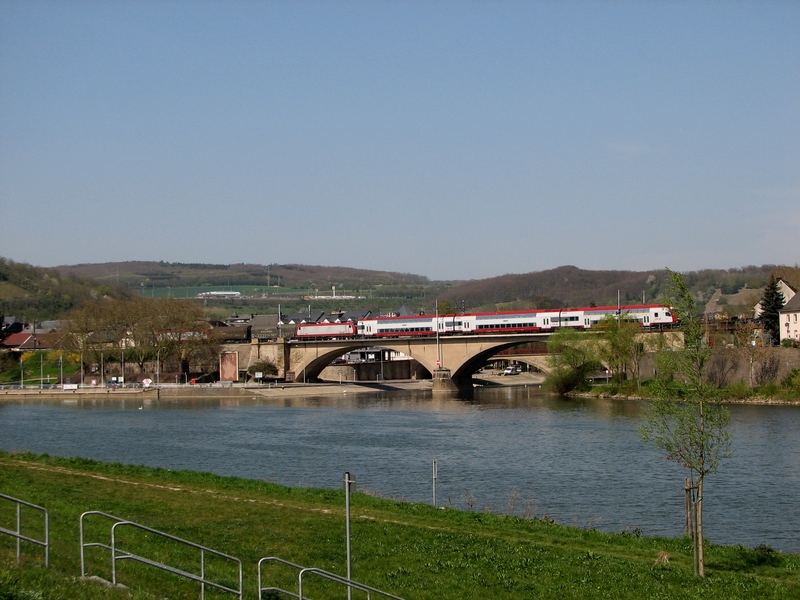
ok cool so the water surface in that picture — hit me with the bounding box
[0,388,797,552]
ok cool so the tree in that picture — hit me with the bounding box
[544,327,599,394]
[734,320,762,388]
[598,315,646,390]
[759,275,785,344]
[638,269,732,577]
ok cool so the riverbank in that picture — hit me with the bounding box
[572,388,800,405]
[1,452,797,600]
[0,372,551,402]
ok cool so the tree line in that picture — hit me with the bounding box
[63,296,219,376]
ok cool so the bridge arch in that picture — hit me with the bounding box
[286,334,552,385]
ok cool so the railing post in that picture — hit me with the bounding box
[15,502,21,561]
[44,509,49,568]
[111,522,118,586]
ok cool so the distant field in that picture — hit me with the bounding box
[137,285,304,299]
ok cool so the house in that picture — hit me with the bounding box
[779,293,800,344]
[1,332,65,353]
[0,333,31,352]
[0,316,25,336]
[17,333,65,352]
[754,279,796,318]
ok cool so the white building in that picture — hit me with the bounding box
[779,293,800,344]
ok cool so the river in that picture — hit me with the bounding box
[0,387,797,553]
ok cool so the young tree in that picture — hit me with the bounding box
[759,275,785,344]
[734,320,762,388]
[638,270,732,577]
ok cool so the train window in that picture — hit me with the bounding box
[655,312,659,317]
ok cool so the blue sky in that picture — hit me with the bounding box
[1,1,798,281]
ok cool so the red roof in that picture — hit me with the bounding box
[0,333,31,348]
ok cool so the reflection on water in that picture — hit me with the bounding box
[0,388,797,553]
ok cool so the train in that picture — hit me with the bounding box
[294,304,675,340]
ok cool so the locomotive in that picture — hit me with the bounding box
[294,304,675,340]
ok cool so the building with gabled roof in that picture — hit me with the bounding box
[779,292,800,344]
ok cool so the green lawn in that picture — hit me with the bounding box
[0,452,797,599]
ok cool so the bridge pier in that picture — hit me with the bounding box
[432,369,464,393]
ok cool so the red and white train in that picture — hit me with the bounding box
[295,304,675,340]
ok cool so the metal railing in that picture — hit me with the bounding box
[258,556,405,600]
[80,511,242,599]
[0,492,49,567]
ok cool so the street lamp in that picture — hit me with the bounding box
[156,347,164,386]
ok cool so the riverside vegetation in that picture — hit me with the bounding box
[0,452,798,600]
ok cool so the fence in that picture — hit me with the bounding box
[80,511,242,599]
[258,556,406,600]
[0,492,49,567]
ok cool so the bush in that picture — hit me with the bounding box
[781,369,800,393]
[756,382,781,397]
[544,365,596,394]
[726,380,752,400]
[246,361,278,379]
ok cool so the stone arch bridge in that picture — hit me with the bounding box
[242,333,553,391]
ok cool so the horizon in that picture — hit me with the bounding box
[1,2,798,280]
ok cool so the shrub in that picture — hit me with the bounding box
[726,380,752,399]
[781,369,800,395]
[756,382,781,398]
[246,361,278,379]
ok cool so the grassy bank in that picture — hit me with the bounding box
[0,452,798,599]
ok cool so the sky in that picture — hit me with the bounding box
[0,1,798,281]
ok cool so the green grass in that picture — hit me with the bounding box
[0,452,798,599]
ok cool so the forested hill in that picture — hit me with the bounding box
[55,261,431,289]
[0,258,131,321]
[436,265,779,311]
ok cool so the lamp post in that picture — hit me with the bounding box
[20,359,24,388]
[59,353,63,388]
[156,347,163,386]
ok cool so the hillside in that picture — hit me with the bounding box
[0,258,131,322]
[436,264,779,311]
[55,261,433,290]
[4,258,791,322]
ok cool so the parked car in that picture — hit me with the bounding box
[502,366,520,376]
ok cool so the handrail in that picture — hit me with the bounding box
[80,511,242,598]
[258,557,304,599]
[300,567,406,600]
[0,492,49,567]
[80,510,122,577]
[258,556,405,600]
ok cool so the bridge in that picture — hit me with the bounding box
[242,333,553,391]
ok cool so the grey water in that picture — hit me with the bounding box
[0,388,798,553]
